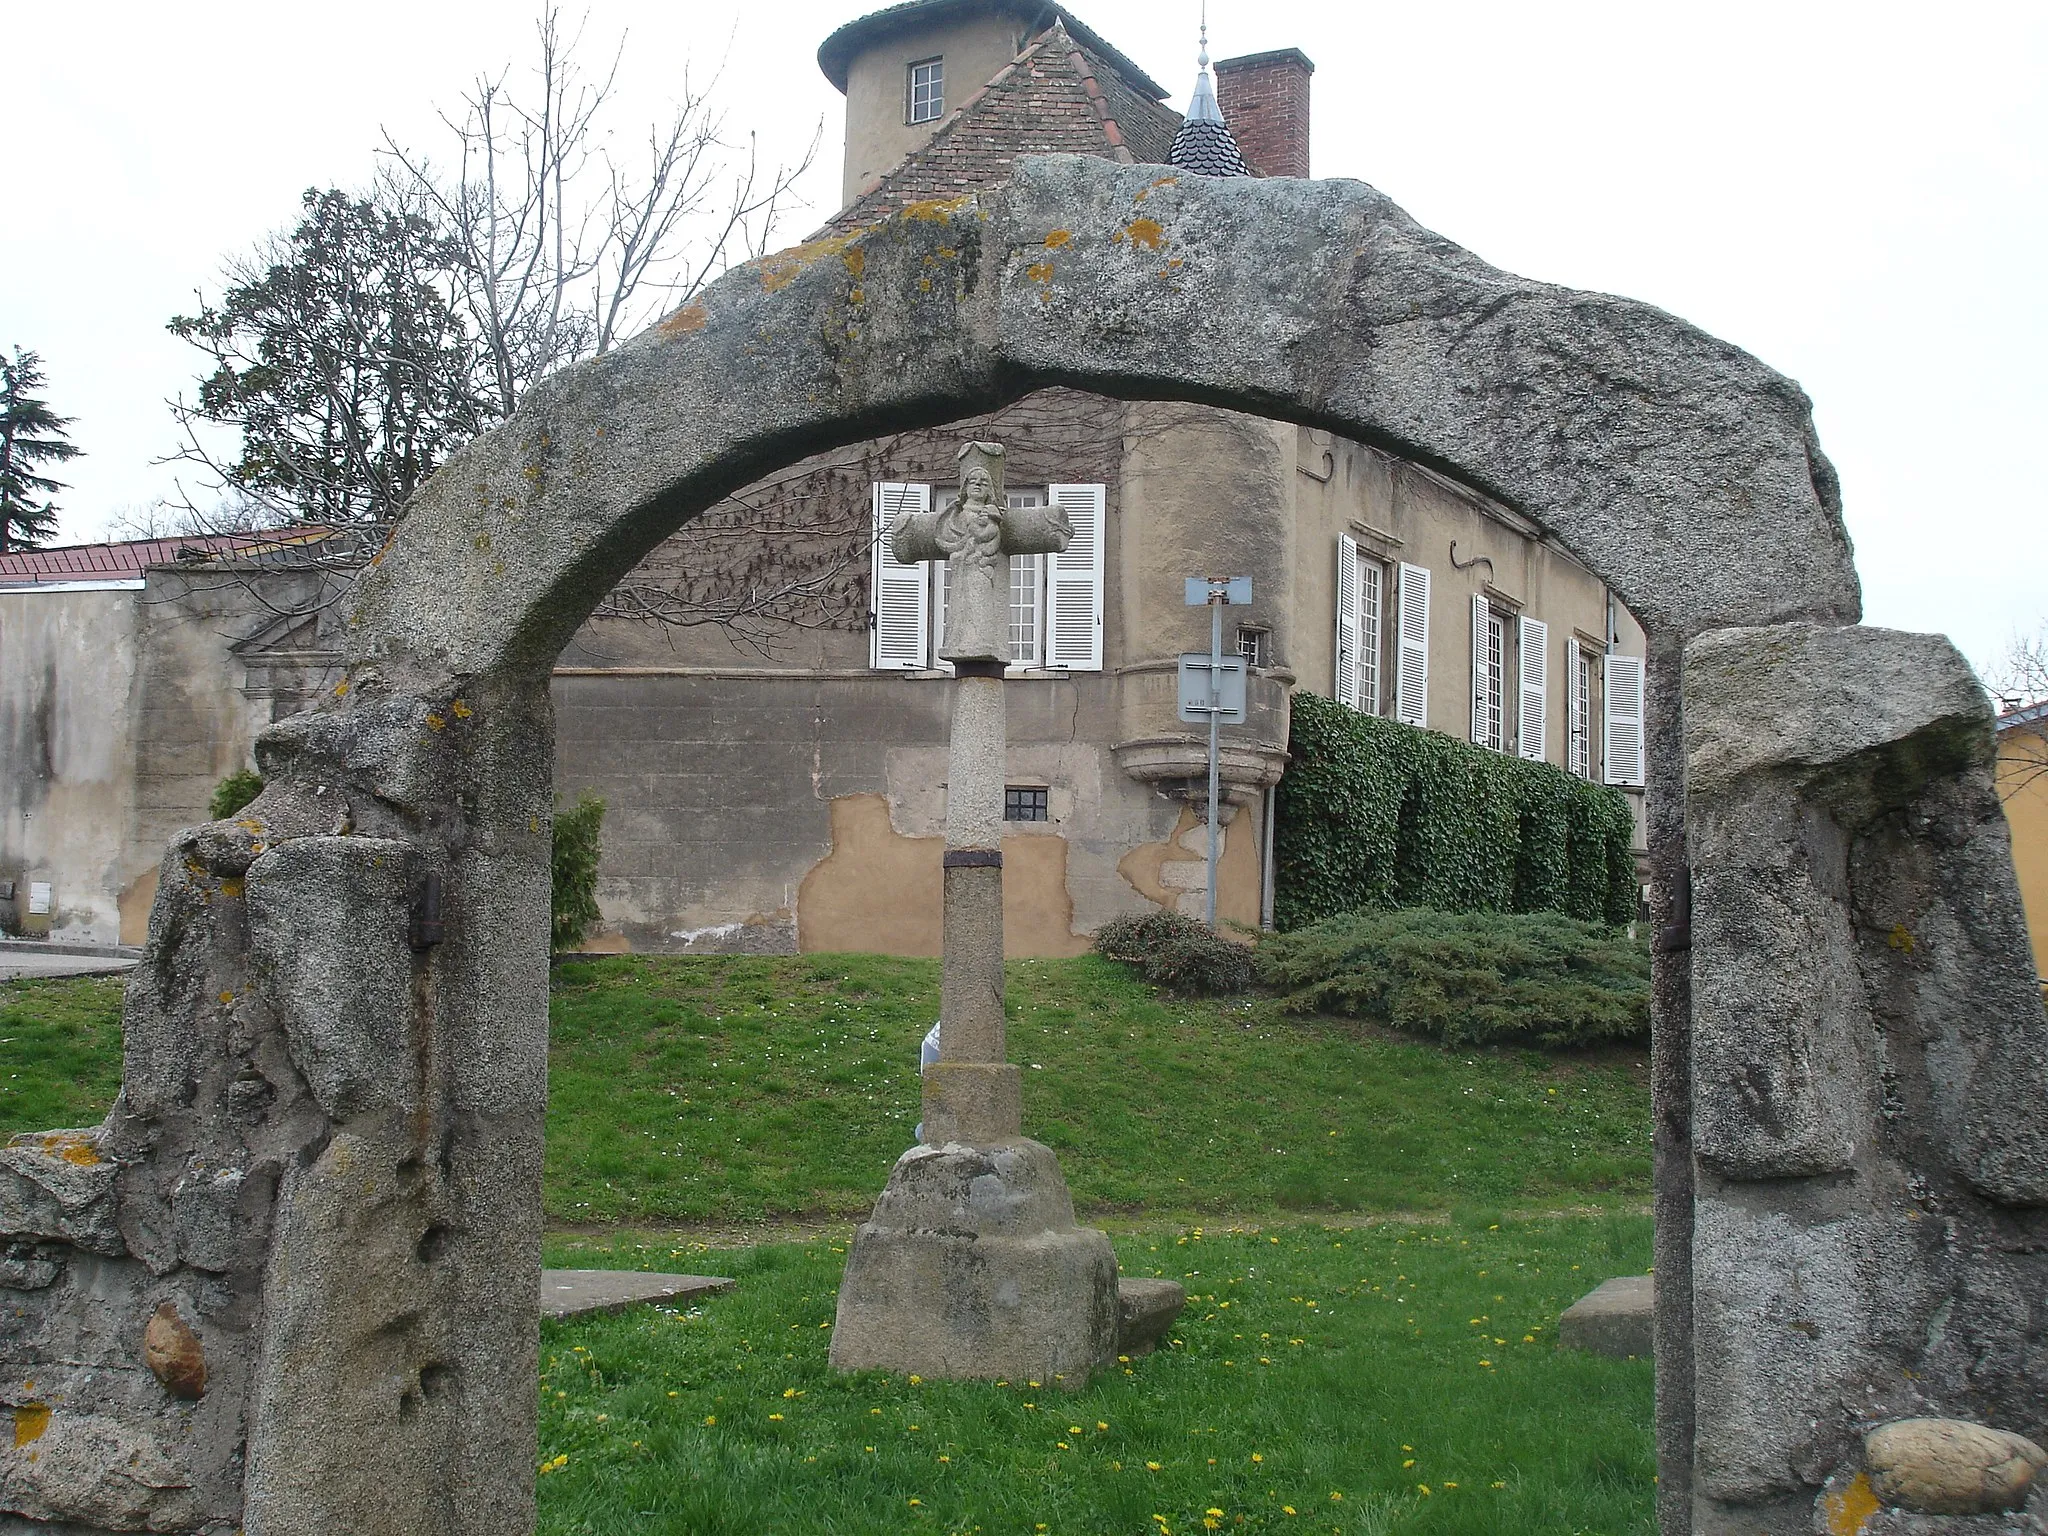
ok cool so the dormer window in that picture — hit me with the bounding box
[908,57,944,124]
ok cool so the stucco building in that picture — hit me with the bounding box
[0,0,1651,953]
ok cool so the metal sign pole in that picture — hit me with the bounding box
[1207,591,1223,929]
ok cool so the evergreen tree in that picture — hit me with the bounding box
[169,187,488,527]
[0,348,83,554]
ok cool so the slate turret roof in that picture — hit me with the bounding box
[1168,32,1250,177]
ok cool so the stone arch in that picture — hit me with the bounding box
[9,156,2041,1536]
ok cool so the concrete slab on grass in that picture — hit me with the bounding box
[541,1269,733,1321]
[1559,1275,1654,1359]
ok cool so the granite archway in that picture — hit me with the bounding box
[5,155,2041,1536]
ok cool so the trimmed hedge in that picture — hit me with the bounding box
[551,792,606,952]
[1275,693,1638,930]
[1256,906,1651,1047]
[1093,908,1254,996]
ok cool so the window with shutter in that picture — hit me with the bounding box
[1045,483,1105,670]
[1359,555,1383,715]
[1394,562,1430,727]
[1471,595,1504,751]
[1518,616,1548,761]
[1603,652,1646,786]
[1567,640,1592,779]
[1334,533,1360,708]
[871,482,930,670]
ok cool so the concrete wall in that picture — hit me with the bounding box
[1998,723,2048,978]
[840,11,1030,205]
[0,568,344,945]
[0,586,143,942]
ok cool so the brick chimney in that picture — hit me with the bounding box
[1213,49,1313,179]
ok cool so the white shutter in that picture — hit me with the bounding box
[1518,616,1548,761]
[1603,651,1646,787]
[1045,483,1105,671]
[1334,533,1361,708]
[1567,639,1589,778]
[1394,562,1430,727]
[1471,594,1492,746]
[871,482,930,671]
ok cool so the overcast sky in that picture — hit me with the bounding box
[6,0,2042,672]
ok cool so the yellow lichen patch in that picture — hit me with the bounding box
[1888,924,1916,953]
[425,713,447,732]
[1024,262,1055,284]
[898,196,973,223]
[473,532,492,552]
[13,1130,100,1168]
[333,679,351,698]
[13,1403,50,1448]
[219,992,235,1006]
[450,699,473,720]
[847,287,865,305]
[1124,217,1165,250]
[237,818,265,834]
[917,277,933,294]
[1819,1472,1880,1535]
[218,878,244,899]
[658,304,708,336]
[755,233,861,293]
[1044,229,1073,248]
[184,857,208,879]
[841,246,865,279]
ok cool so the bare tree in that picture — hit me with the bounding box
[381,6,816,421]
[1990,620,2048,804]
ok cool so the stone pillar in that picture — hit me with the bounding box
[922,671,1022,1143]
[829,443,1119,1386]
[1682,623,2048,1535]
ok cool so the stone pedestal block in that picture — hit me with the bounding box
[830,1140,1118,1386]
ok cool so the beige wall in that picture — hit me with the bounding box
[1999,726,2048,980]
[840,13,1029,205]
[1287,427,1647,833]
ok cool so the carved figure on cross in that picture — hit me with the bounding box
[891,441,1073,663]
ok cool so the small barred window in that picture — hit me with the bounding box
[1004,786,1049,822]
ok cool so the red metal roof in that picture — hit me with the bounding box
[0,530,332,583]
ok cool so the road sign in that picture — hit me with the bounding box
[1177,653,1247,724]
[1185,575,1253,607]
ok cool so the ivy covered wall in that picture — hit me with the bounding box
[1274,693,1640,930]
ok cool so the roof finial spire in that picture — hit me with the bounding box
[1170,1,1251,174]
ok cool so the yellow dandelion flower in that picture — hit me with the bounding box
[1403,1460,1415,1469]
[1444,1481,1459,1489]
[908,1499,922,1507]
[1418,1485,1431,1496]
[1329,1492,1342,1502]
[1281,1506,1296,1516]
[1146,1461,1162,1471]
[702,1415,716,1426]
[768,1413,783,1421]
[908,1375,921,1385]
[1097,1421,1110,1431]
[1251,1453,1263,1463]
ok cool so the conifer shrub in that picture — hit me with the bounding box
[209,768,264,820]
[551,792,606,952]
[1275,693,1638,930]
[1093,908,1254,996]
[1255,906,1650,1048]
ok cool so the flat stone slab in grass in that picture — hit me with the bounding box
[1559,1275,1654,1359]
[1117,1277,1187,1358]
[541,1269,733,1321]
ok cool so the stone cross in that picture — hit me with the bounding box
[892,441,1071,1143]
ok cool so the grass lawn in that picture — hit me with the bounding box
[537,1214,1655,1535]
[546,954,1650,1224]
[2,955,1657,1532]
[0,974,126,1133]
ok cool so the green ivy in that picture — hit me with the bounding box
[1275,693,1639,930]
[551,792,607,952]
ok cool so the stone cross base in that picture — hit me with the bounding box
[829,1140,1118,1386]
